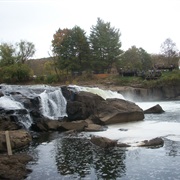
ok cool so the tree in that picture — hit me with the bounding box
[89,18,122,73]
[52,26,90,74]
[16,40,35,64]
[160,38,179,66]
[138,48,152,70]
[0,43,15,66]
[117,46,152,71]
[0,41,35,83]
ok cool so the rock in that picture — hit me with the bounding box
[0,91,3,97]
[84,119,105,131]
[97,98,144,125]
[0,130,32,152]
[139,137,164,147]
[90,136,117,148]
[61,120,88,131]
[66,91,103,121]
[30,118,63,132]
[117,142,131,147]
[117,85,180,101]
[67,91,144,125]
[85,123,104,132]
[144,104,165,114]
[0,116,22,131]
[0,154,32,180]
[66,101,89,120]
[31,119,88,132]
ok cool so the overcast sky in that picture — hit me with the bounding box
[0,0,180,58]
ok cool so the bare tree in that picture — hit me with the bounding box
[160,38,179,66]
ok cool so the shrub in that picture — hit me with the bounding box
[0,64,32,83]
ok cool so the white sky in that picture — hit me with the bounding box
[0,0,180,58]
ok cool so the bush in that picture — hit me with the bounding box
[0,64,32,83]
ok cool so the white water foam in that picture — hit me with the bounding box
[39,89,67,119]
[0,96,24,109]
[69,85,125,100]
[87,120,180,146]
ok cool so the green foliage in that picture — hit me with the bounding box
[52,26,91,73]
[89,18,122,73]
[0,43,15,66]
[0,41,36,83]
[45,74,59,84]
[16,40,35,63]
[117,46,152,71]
[112,70,180,88]
[0,63,32,83]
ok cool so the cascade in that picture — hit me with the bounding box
[0,96,32,129]
[68,85,125,100]
[0,84,124,129]
[39,89,67,119]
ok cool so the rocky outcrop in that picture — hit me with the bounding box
[0,154,32,180]
[144,104,165,114]
[116,85,180,101]
[97,98,144,125]
[66,91,144,125]
[0,130,32,152]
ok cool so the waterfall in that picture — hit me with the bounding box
[0,96,32,129]
[68,85,125,100]
[39,89,67,119]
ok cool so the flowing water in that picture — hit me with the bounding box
[1,85,180,179]
[25,100,180,180]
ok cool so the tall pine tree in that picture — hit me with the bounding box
[89,18,122,73]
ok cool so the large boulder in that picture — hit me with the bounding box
[0,130,32,152]
[66,91,144,125]
[144,104,165,114]
[66,91,104,121]
[97,98,144,125]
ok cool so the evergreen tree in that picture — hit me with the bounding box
[89,18,122,73]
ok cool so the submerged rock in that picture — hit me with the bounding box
[90,136,117,148]
[138,137,164,147]
[144,104,165,114]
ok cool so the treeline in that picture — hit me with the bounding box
[0,40,35,83]
[0,18,179,83]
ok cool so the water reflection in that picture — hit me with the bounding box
[54,137,126,179]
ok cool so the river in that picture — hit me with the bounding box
[25,100,180,180]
